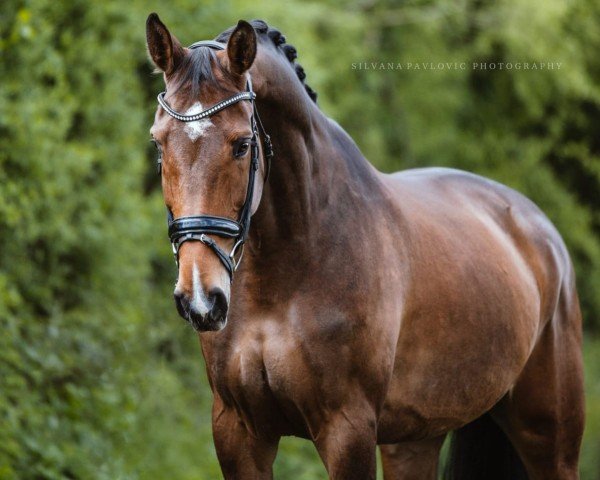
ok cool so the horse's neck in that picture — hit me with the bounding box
[247,93,383,280]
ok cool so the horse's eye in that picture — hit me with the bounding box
[233,139,251,158]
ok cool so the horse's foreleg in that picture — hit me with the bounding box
[380,436,445,480]
[313,409,378,480]
[212,399,279,480]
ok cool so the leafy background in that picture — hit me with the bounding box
[0,0,599,478]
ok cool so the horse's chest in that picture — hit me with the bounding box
[224,348,264,397]
[205,309,373,438]
[205,323,308,435]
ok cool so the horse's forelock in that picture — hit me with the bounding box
[168,48,232,98]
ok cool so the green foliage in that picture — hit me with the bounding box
[0,0,599,478]
[0,1,152,477]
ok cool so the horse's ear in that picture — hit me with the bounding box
[146,13,185,76]
[226,20,257,76]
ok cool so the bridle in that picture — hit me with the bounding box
[156,40,273,281]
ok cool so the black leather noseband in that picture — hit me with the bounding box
[156,40,273,280]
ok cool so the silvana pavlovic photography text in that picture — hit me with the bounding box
[351,61,564,71]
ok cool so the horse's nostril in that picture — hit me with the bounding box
[174,290,190,320]
[208,287,228,321]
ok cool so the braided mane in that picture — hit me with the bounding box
[216,20,317,103]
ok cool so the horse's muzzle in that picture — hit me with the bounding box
[174,288,228,332]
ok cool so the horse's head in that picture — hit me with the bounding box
[146,14,270,331]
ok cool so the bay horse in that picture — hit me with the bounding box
[146,14,585,480]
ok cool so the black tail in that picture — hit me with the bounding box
[443,414,528,480]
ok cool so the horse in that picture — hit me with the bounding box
[146,14,585,480]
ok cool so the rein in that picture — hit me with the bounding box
[156,40,273,280]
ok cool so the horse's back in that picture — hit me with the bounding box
[376,167,579,442]
[386,166,573,309]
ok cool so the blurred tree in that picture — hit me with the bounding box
[0,0,214,478]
